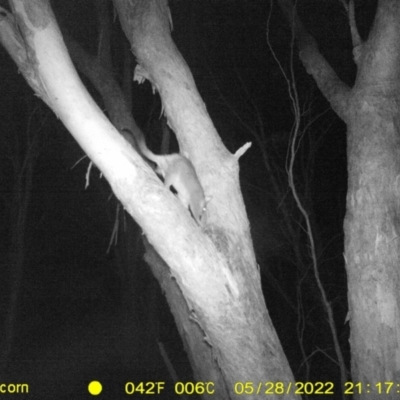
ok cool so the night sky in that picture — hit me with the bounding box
[0,0,376,398]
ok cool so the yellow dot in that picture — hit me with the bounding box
[88,381,102,395]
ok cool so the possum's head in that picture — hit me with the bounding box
[190,196,211,226]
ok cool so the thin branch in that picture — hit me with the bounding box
[281,2,349,395]
[339,0,362,49]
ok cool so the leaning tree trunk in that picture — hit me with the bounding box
[0,0,296,398]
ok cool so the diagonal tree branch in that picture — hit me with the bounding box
[277,0,351,122]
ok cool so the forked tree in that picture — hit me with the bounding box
[0,0,296,399]
[278,0,400,398]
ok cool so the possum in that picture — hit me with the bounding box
[121,128,208,225]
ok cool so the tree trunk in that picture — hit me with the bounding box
[279,0,400,397]
[0,0,296,398]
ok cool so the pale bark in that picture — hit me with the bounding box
[0,0,296,398]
